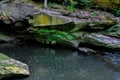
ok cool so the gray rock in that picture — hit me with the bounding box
[81,33,120,51]
[0,2,37,24]
[0,53,29,79]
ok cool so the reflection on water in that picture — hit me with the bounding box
[0,44,120,80]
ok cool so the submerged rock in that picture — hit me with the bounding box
[81,33,120,51]
[0,53,29,79]
[79,47,120,71]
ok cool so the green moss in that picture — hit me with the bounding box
[0,53,10,60]
[29,13,65,27]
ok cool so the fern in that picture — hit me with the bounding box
[30,29,76,43]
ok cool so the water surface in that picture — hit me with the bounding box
[0,44,120,80]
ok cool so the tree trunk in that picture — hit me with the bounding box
[44,0,48,8]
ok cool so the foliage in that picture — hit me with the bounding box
[64,0,78,13]
[107,24,120,33]
[77,0,94,9]
[29,29,76,44]
[112,8,120,16]
[48,2,64,9]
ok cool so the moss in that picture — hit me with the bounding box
[5,66,28,74]
[0,53,10,60]
[29,13,65,26]
[0,53,29,79]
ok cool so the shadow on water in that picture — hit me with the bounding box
[0,44,120,80]
[1,75,29,80]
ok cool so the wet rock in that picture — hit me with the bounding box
[100,52,120,71]
[79,47,120,71]
[0,2,37,24]
[81,33,120,51]
[79,47,97,54]
[0,53,29,79]
[95,53,120,71]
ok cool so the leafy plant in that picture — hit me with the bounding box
[29,28,76,44]
[64,0,78,13]
[77,0,94,9]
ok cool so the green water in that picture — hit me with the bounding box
[0,44,120,80]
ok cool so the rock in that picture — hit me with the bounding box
[79,47,120,71]
[79,47,97,54]
[81,33,120,51]
[96,53,120,71]
[0,53,29,79]
[99,52,120,71]
[67,10,117,31]
[0,2,37,24]
[28,12,74,31]
[0,33,15,44]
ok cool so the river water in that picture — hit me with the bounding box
[0,44,120,80]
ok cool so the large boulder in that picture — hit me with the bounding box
[0,1,37,24]
[0,53,29,79]
[28,12,74,31]
[28,9,76,46]
[80,33,120,51]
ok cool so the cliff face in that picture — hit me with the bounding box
[92,0,120,9]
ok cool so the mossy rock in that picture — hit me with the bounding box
[27,28,81,48]
[29,12,74,31]
[0,53,29,79]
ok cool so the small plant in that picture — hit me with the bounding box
[64,0,78,13]
[78,0,94,9]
